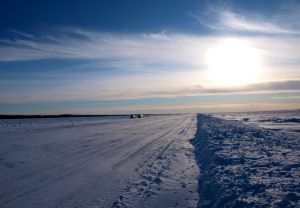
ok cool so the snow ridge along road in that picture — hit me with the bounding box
[0,115,199,208]
[192,114,300,208]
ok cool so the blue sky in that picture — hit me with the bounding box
[0,0,300,114]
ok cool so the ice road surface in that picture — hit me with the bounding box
[0,115,199,208]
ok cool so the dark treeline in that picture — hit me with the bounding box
[0,114,125,119]
[0,114,171,120]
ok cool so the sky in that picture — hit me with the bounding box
[0,0,300,114]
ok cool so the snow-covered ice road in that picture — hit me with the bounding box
[0,115,199,208]
[2,113,298,207]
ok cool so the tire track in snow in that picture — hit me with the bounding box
[0,117,174,182]
[0,115,199,208]
[111,116,197,208]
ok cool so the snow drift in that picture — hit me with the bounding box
[192,114,300,208]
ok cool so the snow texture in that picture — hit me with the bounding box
[192,114,300,208]
[212,110,300,133]
[0,112,299,208]
[0,115,198,208]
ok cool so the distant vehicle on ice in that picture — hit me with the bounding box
[243,118,250,122]
[130,114,143,119]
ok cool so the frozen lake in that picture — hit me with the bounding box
[0,112,299,207]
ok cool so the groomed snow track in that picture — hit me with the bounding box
[0,115,199,208]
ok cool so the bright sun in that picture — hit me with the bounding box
[205,39,262,87]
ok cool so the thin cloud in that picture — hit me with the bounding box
[0,28,299,105]
[1,80,299,104]
[272,96,300,100]
[220,11,299,34]
[0,29,210,63]
[1,27,300,67]
[191,8,300,35]
[134,80,300,98]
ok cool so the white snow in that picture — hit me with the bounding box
[192,114,300,207]
[212,110,300,133]
[0,115,199,208]
[1,112,299,208]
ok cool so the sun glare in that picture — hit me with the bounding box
[205,39,262,87]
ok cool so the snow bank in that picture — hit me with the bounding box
[192,114,300,208]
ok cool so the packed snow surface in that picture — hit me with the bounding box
[0,115,199,208]
[0,112,299,208]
